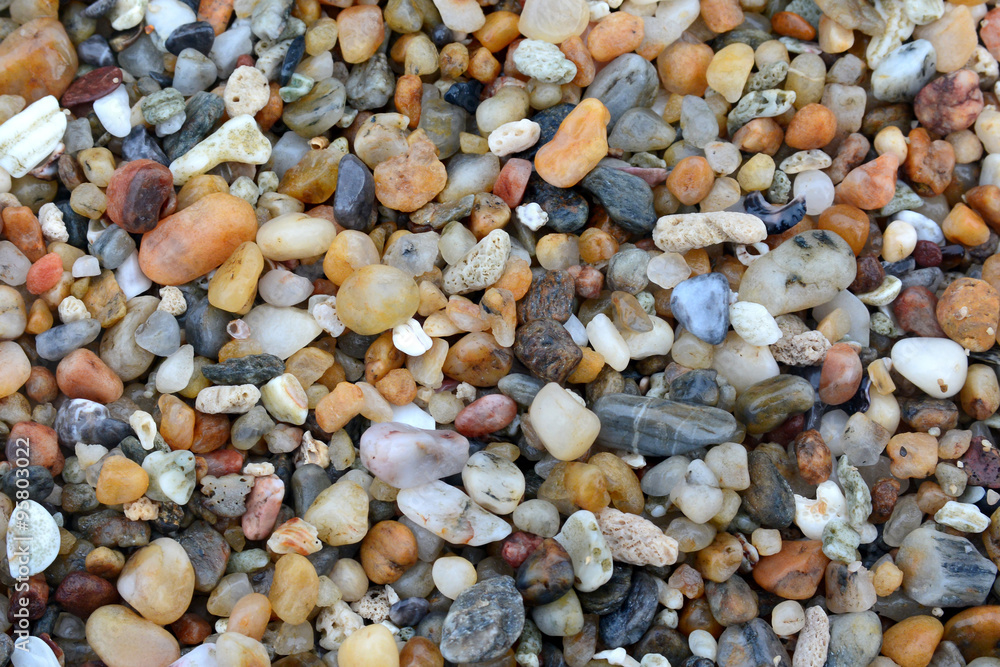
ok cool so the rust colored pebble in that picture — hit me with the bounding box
[881,616,944,667]
[870,477,900,524]
[984,7,1000,59]
[560,36,595,87]
[493,158,532,208]
[24,366,58,403]
[818,343,862,405]
[793,429,832,485]
[360,520,419,585]
[171,613,213,646]
[785,104,837,150]
[25,253,64,295]
[190,411,230,454]
[255,81,283,132]
[198,0,234,35]
[1,206,46,261]
[105,159,176,234]
[587,11,644,62]
[55,348,124,404]
[913,240,942,267]
[849,254,885,293]
[9,574,48,622]
[752,540,829,600]
[453,394,518,437]
[53,571,117,619]
[893,286,947,338]
[400,636,445,667]
[60,66,122,108]
[936,277,1000,352]
[6,421,62,475]
[771,11,816,39]
[199,448,245,477]
[666,156,714,205]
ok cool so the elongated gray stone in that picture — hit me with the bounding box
[896,526,997,607]
[592,394,740,456]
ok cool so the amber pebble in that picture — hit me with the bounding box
[561,36,595,87]
[269,553,319,625]
[117,538,195,625]
[228,593,270,640]
[534,99,610,188]
[96,456,149,505]
[86,605,180,667]
[394,74,422,128]
[170,613,212,646]
[936,277,999,352]
[191,412,229,454]
[105,159,175,233]
[138,193,258,286]
[785,104,836,149]
[373,135,447,213]
[887,433,939,480]
[678,597,724,639]
[176,174,228,211]
[942,203,991,247]
[965,185,1000,232]
[793,430,832,485]
[277,145,346,204]
[772,11,816,40]
[752,540,829,600]
[360,520,418,584]
[904,127,956,197]
[943,606,1000,661]
[314,382,365,433]
[666,156,714,205]
[694,532,743,583]
[0,19,77,103]
[656,41,712,96]
[474,11,519,52]
[818,205,869,255]
[207,241,264,315]
[441,332,514,387]
[818,343,862,405]
[400,636,444,667]
[56,348,123,404]
[587,11,643,62]
[869,477,900,524]
[2,206,46,261]
[337,5,385,63]
[563,462,610,512]
[588,452,643,514]
[336,265,420,336]
[731,118,784,155]
[881,616,944,667]
[339,624,400,667]
[159,393,196,451]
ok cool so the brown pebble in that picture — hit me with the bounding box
[54,571,117,619]
[793,430,831,485]
[752,540,829,600]
[359,520,419,585]
[914,68,984,136]
[55,348,124,404]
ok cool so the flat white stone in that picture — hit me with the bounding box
[7,500,60,578]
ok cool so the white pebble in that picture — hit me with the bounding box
[489,119,541,157]
[57,296,91,323]
[432,556,477,599]
[729,301,781,346]
[563,314,588,346]
[586,313,630,371]
[772,600,805,636]
[0,96,67,178]
[115,250,153,299]
[793,170,835,216]
[38,202,68,243]
[93,85,133,138]
[516,202,549,231]
[393,317,433,356]
[688,629,717,660]
[71,255,101,278]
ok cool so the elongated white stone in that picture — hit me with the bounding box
[0,96,67,178]
[169,114,272,185]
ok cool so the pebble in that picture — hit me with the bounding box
[439,576,524,664]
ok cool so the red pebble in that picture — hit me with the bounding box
[913,240,943,268]
[763,413,806,447]
[200,448,245,477]
[501,532,544,569]
[454,394,517,437]
[893,285,947,337]
[493,158,532,208]
[236,54,255,68]
[25,252,64,295]
[566,264,604,299]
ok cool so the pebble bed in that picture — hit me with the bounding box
[1,0,1000,665]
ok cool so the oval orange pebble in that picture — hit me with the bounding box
[534,98,610,188]
[138,192,257,286]
[25,252,63,295]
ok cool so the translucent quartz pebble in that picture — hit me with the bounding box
[134,309,181,356]
[737,230,857,316]
[397,480,512,546]
[258,268,314,306]
[518,0,589,44]
[0,95,67,177]
[895,526,996,607]
[243,304,321,360]
[360,422,470,488]
[592,394,739,456]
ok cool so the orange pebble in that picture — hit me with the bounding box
[818,205,870,255]
[254,82,283,132]
[561,36,596,87]
[1,206,45,261]
[25,252,64,295]
[666,156,714,206]
[198,0,234,35]
[657,41,713,96]
[942,203,991,247]
[394,74,422,128]
[473,11,520,52]
[785,104,837,150]
[587,11,644,62]
[771,11,817,40]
